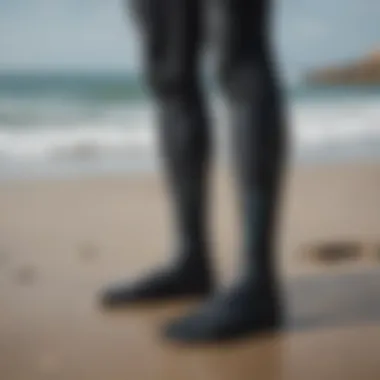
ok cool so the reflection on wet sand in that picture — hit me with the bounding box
[1,269,380,380]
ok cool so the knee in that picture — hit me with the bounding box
[217,60,259,98]
[146,64,194,99]
[216,55,233,93]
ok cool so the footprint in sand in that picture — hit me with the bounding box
[78,242,99,263]
[300,241,364,265]
[368,243,380,263]
[15,265,37,286]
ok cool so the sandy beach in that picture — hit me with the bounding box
[1,161,380,379]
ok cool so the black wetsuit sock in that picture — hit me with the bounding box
[101,255,212,307]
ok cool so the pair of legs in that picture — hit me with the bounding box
[101,0,286,342]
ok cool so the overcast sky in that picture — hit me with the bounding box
[0,0,379,81]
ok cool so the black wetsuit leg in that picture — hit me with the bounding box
[164,0,287,342]
[100,0,213,307]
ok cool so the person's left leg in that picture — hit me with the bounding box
[164,0,287,342]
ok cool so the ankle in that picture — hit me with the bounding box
[174,256,210,276]
[236,273,280,294]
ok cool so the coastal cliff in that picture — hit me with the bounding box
[306,49,380,85]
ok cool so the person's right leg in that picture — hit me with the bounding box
[100,0,213,307]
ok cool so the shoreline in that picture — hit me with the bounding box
[2,153,380,183]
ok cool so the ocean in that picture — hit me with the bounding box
[1,72,380,180]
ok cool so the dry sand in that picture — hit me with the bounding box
[1,162,380,380]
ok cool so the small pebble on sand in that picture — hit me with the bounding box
[15,265,37,285]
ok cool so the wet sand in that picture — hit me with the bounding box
[1,162,380,380]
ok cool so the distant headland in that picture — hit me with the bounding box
[306,48,380,85]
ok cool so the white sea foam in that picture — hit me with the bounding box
[0,126,155,160]
[291,100,380,148]
[0,97,380,175]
